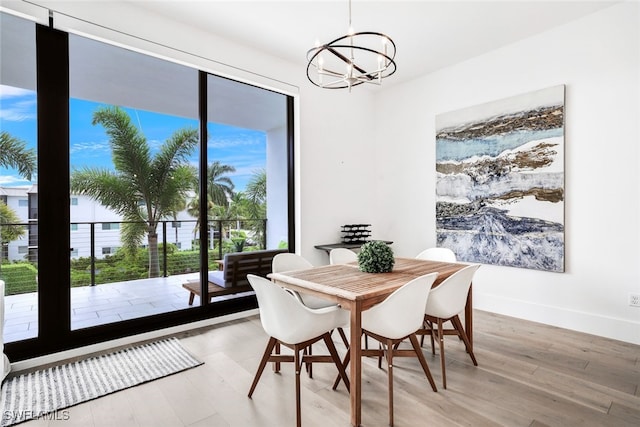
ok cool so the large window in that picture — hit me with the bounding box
[68,33,201,328]
[0,10,294,360]
[206,75,289,255]
[0,13,38,343]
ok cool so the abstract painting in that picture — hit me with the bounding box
[435,85,565,272]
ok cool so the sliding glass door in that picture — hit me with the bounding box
[1,10,295,361]
[0,13,38,344]
[68,33,200,329]
[206,74,289,257]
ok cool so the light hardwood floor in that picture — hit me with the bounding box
[20,310,640,426]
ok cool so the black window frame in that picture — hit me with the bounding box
[4,21,296,362]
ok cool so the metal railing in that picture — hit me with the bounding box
[0,218,267,293]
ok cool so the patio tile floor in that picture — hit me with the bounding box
[2,272,250,343]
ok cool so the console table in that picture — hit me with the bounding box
[314,241,393,255]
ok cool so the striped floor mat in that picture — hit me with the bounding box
[0,337,203,426]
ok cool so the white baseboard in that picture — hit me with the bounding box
[475,293,640,345]
[10,309,259,372]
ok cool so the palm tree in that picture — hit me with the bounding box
[186,195,214,246]
[207,161,235,207]
[70,106,198,278]
[0,203,25,246]
[245,168,266,219]
[0,131,36,180]
[240,169,267,246]
[0,131,36,264]
[168,198,187,245]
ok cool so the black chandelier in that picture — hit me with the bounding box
[306,0,397,91]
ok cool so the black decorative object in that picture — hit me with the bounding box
[341,224,371,244]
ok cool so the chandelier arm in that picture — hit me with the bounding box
[318,68,347,78]
[324,46,369,76]
[324,43,397,76]
[322,32,396,56]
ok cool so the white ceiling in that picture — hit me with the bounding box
[127,0,618,87]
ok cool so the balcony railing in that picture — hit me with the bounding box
[0,218,268,295]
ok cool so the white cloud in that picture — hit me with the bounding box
[0,108,35,122]
[0,85,34,98]
[208,133,264,149]
[70,141,110,156]
[0,86,36,122]
[0,175,32,186]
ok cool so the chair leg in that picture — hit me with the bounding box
[311,328,348,380]
[332,348,350,390]
[408,334,437,392]
[307,344,313,378]
[437,319,447,389]
[379,341,401,369]
[323,333,350,392]
[386,339,395,427]
[294,346,302,427]
[273,341,281,373]
[248,337,278,398]
[451,315,478,366]
[337,327,349,349]
[429,319,436,355]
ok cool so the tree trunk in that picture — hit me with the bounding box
[148,231,160,278]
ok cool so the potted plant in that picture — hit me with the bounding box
[357,241,395,273]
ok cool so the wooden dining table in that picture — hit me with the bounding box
[268,257,472,427]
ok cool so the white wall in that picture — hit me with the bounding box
[266,125,288,249]
[373,2,640,344]
[297,88,378,266]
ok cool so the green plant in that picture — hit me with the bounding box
[357,241,395,273]
[229,229,247,252]
[0,262,38,295]
[70,105,199,278]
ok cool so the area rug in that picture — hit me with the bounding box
[0,337,202,426]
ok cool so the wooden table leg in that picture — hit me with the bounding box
[349,301,362,427]
[465,283,473,351]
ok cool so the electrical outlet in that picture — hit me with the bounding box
[630,293,640,307]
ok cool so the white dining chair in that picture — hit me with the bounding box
[415,247,457,262]
[273,253,338,308]
[334,273,439,426]
[272,253,349,376]
[246,274,350,427]
[329,247,358,265]
[420,263,481,389]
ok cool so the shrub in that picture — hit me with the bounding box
[357,241,395,273]
[0,262,38,295]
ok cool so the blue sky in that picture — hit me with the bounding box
[0,85,266,191]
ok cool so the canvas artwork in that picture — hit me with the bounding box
[435,85,565,272]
